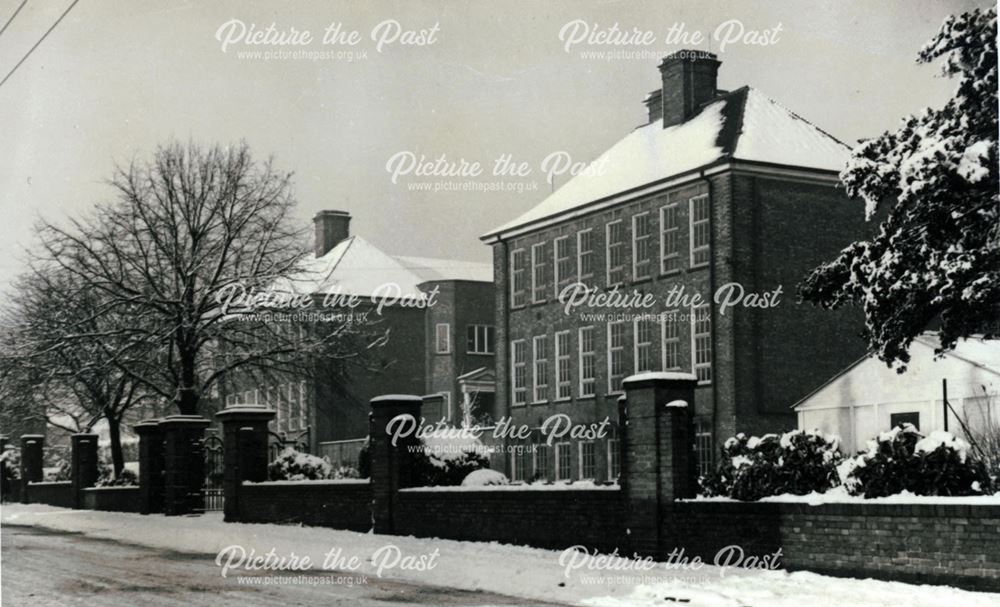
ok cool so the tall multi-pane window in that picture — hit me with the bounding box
[534,444,550,480]
[510,452,521,481]
[268,386,278,427]
[298,381,307,429]
[555,331,572,400]
[695,420,714,476]
[660,203,680,273]
[690,194,710,267]
[578,326,596,397]
[579,442,596,479]
[606,221,626,285]
[692,304,712,383]
[633,317,655,373]
[555,442,572,480]
[607,321,627,393]
[661,311,681,369]
[467,325,495,354]
[287,383,298,431]
[515,448,532,481]
[512,340,528,405]
[553,236,573,297]
[435,323,451,354]
[531,242,547,303]
[607,439,621,481]
[511,249,527,307]
[632,212,652,280]
[532,335,549,402]
[577,229,594,281]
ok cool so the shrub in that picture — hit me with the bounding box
[96,467,138,487]
[332,465,360,479]
[0,448,20,480]
[268,447,333,481]
[839,424,993,497]
[413,436,491,486]
[462,469,509,486]
[700,429,843,501]
[45,459,71,482]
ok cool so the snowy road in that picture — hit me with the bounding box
[1,525,562,606]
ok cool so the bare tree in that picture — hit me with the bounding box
[2,265,153,476]
[33,140,380,417]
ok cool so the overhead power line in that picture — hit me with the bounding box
[0,0,81,90]
[0,0,28,39]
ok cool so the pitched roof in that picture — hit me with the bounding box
[277,235,492,299]
[483,87,850,239]
[791,333,1000,410]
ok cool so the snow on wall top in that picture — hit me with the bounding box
[484,87,851,238]
[278,235,492,299]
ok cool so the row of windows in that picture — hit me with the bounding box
[225,382,308,432]
[435,323,496,355]
[510,439,621,482]
[510,194,710,307]
[510,306,712,404]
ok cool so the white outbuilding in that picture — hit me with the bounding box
[793,333,1000,454]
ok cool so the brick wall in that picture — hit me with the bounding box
[395,488,623,552]
[662,501,1000,592]
[26,481,72,508]
[237,480,372,532]
[82,487,140,513]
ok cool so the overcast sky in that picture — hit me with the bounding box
[0,0,989,293]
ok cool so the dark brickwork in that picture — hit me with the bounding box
[135,420,164,514]
[82,487,140,513]
[69,434,98,510]
[424,280,496,423]
[492,170,869,477]
[662,501,1000,592]
[159,416,210,516]
[20,434,44,504]
[25,481,72,508]
[238,481,372,532]
[395,488,623,552]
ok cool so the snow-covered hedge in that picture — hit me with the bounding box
[267,447,360,481]
[0,448,20,480]
[96,467,138,487]
[700,430,842,501]
[413,435,491,487]
[45,460,71,482]
[461,469,509,487]
[838,424,993,498]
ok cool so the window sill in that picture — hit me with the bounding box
[605,391,625,398]
[688,263,709,272]
[659,268,682,278]
[553,397,572,403]
[576,394,596,401]
[467,352,494,356]
[530,400,550,406]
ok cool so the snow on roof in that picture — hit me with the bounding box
[915,333,1000,377]
[484,87,851,238]
[279,235,492,299]
[394,255,493,283]
[734,88,851,171]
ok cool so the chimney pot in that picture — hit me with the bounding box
[656,50,721,128]
[313,210,351,257]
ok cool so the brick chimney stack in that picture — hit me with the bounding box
[313,210,351,257]
[653,50,721,128]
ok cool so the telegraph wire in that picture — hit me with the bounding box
[0,0,81,90]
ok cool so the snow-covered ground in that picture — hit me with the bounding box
[2,503,997,606]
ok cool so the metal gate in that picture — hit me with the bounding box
[203,433,224,511]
